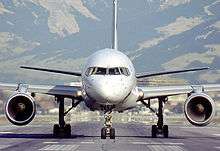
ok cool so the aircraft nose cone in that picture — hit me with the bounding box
[99,86,121,103]
[89,77,129,104]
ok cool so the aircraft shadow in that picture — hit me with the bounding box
[0,134,148,139]
[0,134,87,139]
[0,134,218,140]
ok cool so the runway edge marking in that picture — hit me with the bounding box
[39,145,79,151]
[131,142,184,145]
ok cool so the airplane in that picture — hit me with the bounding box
[0,0,219,139]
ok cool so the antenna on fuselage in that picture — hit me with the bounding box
[112,0,118,50]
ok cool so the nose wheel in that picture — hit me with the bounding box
[101,127,115,139]
[101,112,115,139]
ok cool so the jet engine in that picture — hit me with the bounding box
[184,93,215,126]
[5,93,36,126]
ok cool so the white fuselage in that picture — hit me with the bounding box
[82,48,141,111]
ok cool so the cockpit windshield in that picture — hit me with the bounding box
[109,68,120,75]
[86,67,130,76]
[95,68,107,75]
[85,67,106,76]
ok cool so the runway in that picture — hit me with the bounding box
[0,122,219,151]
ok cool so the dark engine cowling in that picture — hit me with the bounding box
[5,93,36,126]
[184,93,215,126]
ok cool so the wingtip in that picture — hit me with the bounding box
[20,66,30,69]
[197,67,209,70]
[20,66,27,69]
[204,67,210,70]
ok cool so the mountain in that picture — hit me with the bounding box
[0,0,220,85]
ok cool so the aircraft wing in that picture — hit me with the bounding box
[138,84,220,100]
[20,66,82,76]
[136,67,209,78]
[0,82,82,98]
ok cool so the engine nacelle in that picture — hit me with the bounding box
[5,93,36,126]
[184,93,215,126]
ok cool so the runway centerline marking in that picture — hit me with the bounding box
[81,141,94,144]
[131,142,148,145]
[165,142,184,145]
[43,142,59,144]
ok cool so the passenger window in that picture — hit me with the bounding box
[109,68,120,75]
[95,68,107,75]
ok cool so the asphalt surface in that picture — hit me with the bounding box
[0,122,219,151]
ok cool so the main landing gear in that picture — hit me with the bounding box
[53,96,81,138]
[141,97,169,138]
[101,112,115,139]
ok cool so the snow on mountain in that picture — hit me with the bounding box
[137,16,203,51]
[0,0,219,84]
[0,2,13,14]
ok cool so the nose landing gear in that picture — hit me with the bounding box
[101,112,115,139]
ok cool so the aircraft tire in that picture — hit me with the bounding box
[64,124,71,137]
[110,128,115,139]
[53,124,60,137]
[163,125,169,138]
[152,125,157,138]
[101,127,107,139]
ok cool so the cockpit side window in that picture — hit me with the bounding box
[85,67,94,76]
[120,67,130,76]
[109,68,120,75]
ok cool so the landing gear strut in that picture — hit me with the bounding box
[152,97,169,138]
[141,97,169,138]
[101,112,115,139]
[53,96,71,138]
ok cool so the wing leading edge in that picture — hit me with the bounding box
[138,84,220,100]
[0,82,82,98]
[136,67,209,79]
[20,66,82,76]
